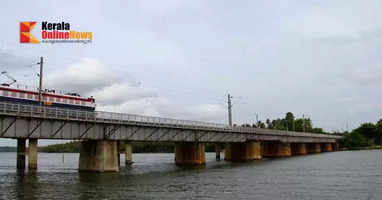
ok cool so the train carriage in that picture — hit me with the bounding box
[0,85,96,111]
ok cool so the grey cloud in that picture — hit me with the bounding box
[2,0,382,146]
[45,58,124,95]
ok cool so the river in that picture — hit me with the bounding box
[0,150,381,200]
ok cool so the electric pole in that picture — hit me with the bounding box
[227,94,232,126]
[256,113,259,127]
[37,57,43,106]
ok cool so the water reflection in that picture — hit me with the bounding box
[13,170,41,200]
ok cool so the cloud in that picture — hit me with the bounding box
[45,58,226,123]
[2,0,382,141]
[346,67,382,87]
[45,58,124,94]
[0,49,34,70]
[184,104,226,122]
[92,83,158,106]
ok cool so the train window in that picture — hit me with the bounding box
[27,94,32,99]
[69,99,74,104]
[19,93,25,98]
[56,98,61,103]
[34,95,39,100]
[3,90,8,96]
[11,92,17,97]
[43,96,47,101]
[81,101,86,105]
[49,97,54,102]
[75,100,80,104]
[63,98,67,103]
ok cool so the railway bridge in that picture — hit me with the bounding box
[0,102,343,172]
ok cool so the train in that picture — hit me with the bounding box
[0,84,96,111]
[0,83,230,130]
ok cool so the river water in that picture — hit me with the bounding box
[0,150,381,200]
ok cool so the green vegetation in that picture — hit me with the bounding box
[239,112,325,134]
[0,146,17,152]
[341,119,382,149]
[39,141,80,153]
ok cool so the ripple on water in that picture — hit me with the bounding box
[0,151,382,200]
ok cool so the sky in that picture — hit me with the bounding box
[0,0,382,146]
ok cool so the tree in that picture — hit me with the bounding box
[258,121,266,128]
[353,123,377,142]
[375,119,382,145]
[311,128,324,134]
[266,119,272,129]
[285,112,295,131]
[342,132,370,148]
[294,118,304,132]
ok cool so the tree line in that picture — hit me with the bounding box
[340,119,382,149]
[238,112,325,133]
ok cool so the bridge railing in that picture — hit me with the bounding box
[0,102,228,129]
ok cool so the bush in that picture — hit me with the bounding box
[342,132,370,148]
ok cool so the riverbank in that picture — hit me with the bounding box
[341,145,382,151]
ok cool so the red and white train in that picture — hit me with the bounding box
[0,85,96,111]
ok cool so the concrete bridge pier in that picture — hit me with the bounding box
[28,139,38,170]
[175,142,206,165]
[263,142,291,157]
[224,142,262,161]
[332,143,339,151]
[321,143,333,152]
[224,143,232,160]
[17,139,26,170]
[291,143,307,155]
[215,143,221,161]
[79,140,119,172]
[125,142,133,166]
[307,143,321,153]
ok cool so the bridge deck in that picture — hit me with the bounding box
[0,102,342,143]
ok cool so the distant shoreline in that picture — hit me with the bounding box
[340,145,382,151]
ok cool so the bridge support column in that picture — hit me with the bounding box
[175,142,205,165]
[322,143,333,152]
[79,140,119,172]
[125,142,133,166]
[332,143,339,151]
[291,143,307,155]
[263,142,291,157]
[215,144,221,161]
[307,143,321,153]
[17,139,26,170]
[224,142,261,161]
[28,139,38,170]
[224,143,232,160]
